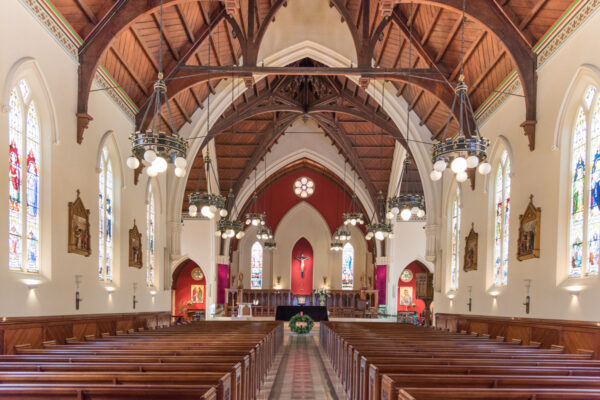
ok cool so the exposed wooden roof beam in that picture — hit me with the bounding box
[468,50,506,96]
[420,100,439,126]
[109,47,149,96]
[519,0,549,31]
[150,12,180,61]
[129,27,159,72]
[74,0,98,24]
[421,8,442,46]
[450,30,486,80]
[435,16,462,63]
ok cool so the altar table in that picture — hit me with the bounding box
[275,306,328,321]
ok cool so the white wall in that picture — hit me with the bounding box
[434,8,600,322]
[387,221,430,314]
[0,0,170,317]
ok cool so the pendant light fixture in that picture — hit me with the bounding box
[343,170,364,226]
[388,157,425,221]
[188,152,227,219]
[365,82,393,241]
[430,0,490,182]
[126,0,187,177]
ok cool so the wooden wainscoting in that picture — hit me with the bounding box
[0,312,171,354]
[436,313,600,359]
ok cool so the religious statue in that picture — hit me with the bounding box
[295,253,310,278]
[237,272,244,289]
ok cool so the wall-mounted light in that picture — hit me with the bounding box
[566,285,583,295]
[489,290,499,298]
[447,293,456,299]
[75,275,83,310]
[23,279,41,290]
[149,288,158,296]
[466,286,473,312]
[523,279,531,314]
[132,283,139,310]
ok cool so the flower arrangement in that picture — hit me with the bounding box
[316,287,330,306]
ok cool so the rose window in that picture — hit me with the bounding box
[294,177,315,198]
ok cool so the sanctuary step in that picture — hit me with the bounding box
[320,321,600,400]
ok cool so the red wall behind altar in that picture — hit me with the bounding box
[397,262,426,317]
[174,260,206,316]
[291,238,313,295]
[254,169,358,235]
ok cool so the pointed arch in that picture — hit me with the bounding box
[95,130,125,189]
[342,242,354,290]
[250,241,263,289]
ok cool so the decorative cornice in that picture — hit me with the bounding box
[475,0,600,126]
[20,0,137,122]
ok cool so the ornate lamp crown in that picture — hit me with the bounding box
[429,0,490,183]
[330,241,343,252]
[188,155,227,219]
[256,226,273,241]
[333,226,351,242]
[217,219,244,240]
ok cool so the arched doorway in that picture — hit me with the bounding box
[397,261,429,319]
[291,237,313,295]
[172,259,206,319]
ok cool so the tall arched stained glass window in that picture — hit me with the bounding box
[493,151,511,286]
[569,86,600,277]
[450,188,461,291]
[8,79,41,273]
[251,241,263,289]
[146,186,156,286]
[98,148,113,281]
[341,242,354,290]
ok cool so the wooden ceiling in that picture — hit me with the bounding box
[53,0,574,211]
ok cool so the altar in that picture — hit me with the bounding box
[275,306,328,321]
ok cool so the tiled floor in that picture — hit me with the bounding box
[257,323,346,400]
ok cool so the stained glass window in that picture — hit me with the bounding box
[251,241,263,289]
[493,151,511,286]
[569,86,600,277]
[98,149,113,281]
[450,188,461,291]
[9,79,40,273]
[146,186,156,286]
[341,242,354,290]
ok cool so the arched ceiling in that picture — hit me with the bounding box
[54,0,575,207]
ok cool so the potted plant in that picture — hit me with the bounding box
[316,287,330,306]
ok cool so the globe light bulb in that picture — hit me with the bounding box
[456,171,468,182]
[152,156,168,173]
[261,220,265,225]
[451,157,467,173]
[417,209,425,218]
[478,161,492,175]
[174,157,187,169]
[188,205,198,217]
[366,232,373,240]
[236,232,243,239]
[433,159,447,172]
[221,233,228,239]
[375,231,385,241]
[430,170,442,181]
[245,219,251,225]
[220,209,228,217]
[201,205,211,217]
[388,232,395,239]
[466,155,480,168]
[252,220,259,226]
[400,208,412,221]
[126,156,140,170]
[174,167,185,178]
[146,165,158,177]
[386,211,395,220]
[340,235,346,241]
[207,210,215,219]
[262,234,269,240]
[411,206,419,215]
[351,219,357,226]
[209,205,217,213]
[392,207,400,215]
[239,231,245,238]
[216,231,222,237]
[144,149,157,163]
[226,229,234,237]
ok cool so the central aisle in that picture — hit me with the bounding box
[258,323,346,400]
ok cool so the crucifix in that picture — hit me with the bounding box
[295,253,310,278]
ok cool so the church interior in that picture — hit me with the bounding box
[2,0,600,398]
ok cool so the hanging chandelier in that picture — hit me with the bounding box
[216,219,244,239]
[330,241,343,252]
[333,226,351,241]
[387,158,425,221]
[264,240,277,250]
[126,1,187,177]
[343,171,364,226]
[429,1,491,182]
[188,154,227,219]
[366,191,394,241]
[245,211,265,226]
[256,226,273,241]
